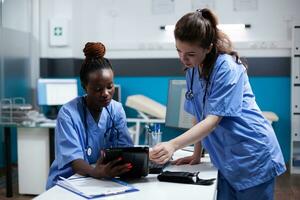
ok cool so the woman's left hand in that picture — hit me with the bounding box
[149,142,175,164]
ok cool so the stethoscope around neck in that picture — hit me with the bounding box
[185,67,210,105]
[81,96,119,157]
[185,61,225,120]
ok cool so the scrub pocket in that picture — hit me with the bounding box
[223,141,267,184]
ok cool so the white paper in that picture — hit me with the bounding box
[57,176,135,198]
[233,0,258,11]
[152,0,175,15]
[178,89,194,129]
[192,0,215,11]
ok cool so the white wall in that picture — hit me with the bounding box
[39,0,300,58]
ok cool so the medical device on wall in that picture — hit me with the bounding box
[125,95,166,119]
[165,80,194,129]
[37,78,78,119]
[49,19,68,46]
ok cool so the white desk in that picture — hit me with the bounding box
[17,126,55,195]
[34,150,218,200]
[14,118,163,195]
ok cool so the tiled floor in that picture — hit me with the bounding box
[0,167,36,200]
[0,167,300,200]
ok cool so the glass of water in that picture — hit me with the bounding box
[147,131,162,147]
[145,124,162,147]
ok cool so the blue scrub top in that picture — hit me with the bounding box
[46,96,133,189]
[184,54,286,191]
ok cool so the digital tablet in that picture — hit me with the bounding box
[103,146,149,179]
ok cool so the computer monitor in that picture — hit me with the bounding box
[37,78,78,106]
[165,80,194,129]
[37,78,78,119]
[113,84,121,102]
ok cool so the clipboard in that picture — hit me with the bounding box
[57,176,138,199]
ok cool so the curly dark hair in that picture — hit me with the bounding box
[80,42,113,89]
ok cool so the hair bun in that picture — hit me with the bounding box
[83,42,106,59]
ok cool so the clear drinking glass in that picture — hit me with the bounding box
[146,124,162,147]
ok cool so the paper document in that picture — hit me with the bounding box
[57,176,138,199]
[178,89,194,129]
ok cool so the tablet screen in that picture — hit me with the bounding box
[103,147,149,178]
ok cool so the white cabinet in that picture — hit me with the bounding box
[17,127,50,194]
[291,24,300,174]
[292,115,300,141]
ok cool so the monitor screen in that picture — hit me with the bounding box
[165,80,194,129]
[37,79,78,106]
[113,84,121,102]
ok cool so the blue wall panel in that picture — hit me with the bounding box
[249,77,290,162]
[0,75,289,168]
[114,76,183,105]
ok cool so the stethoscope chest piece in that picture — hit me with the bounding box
[86,146,92,157]
[185,67,195,101]
[185,89,194,100]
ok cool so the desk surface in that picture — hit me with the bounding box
[34,149,217,200]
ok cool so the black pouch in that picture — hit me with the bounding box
[157,171,215,185]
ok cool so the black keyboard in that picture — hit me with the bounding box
[149,161,170,174]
